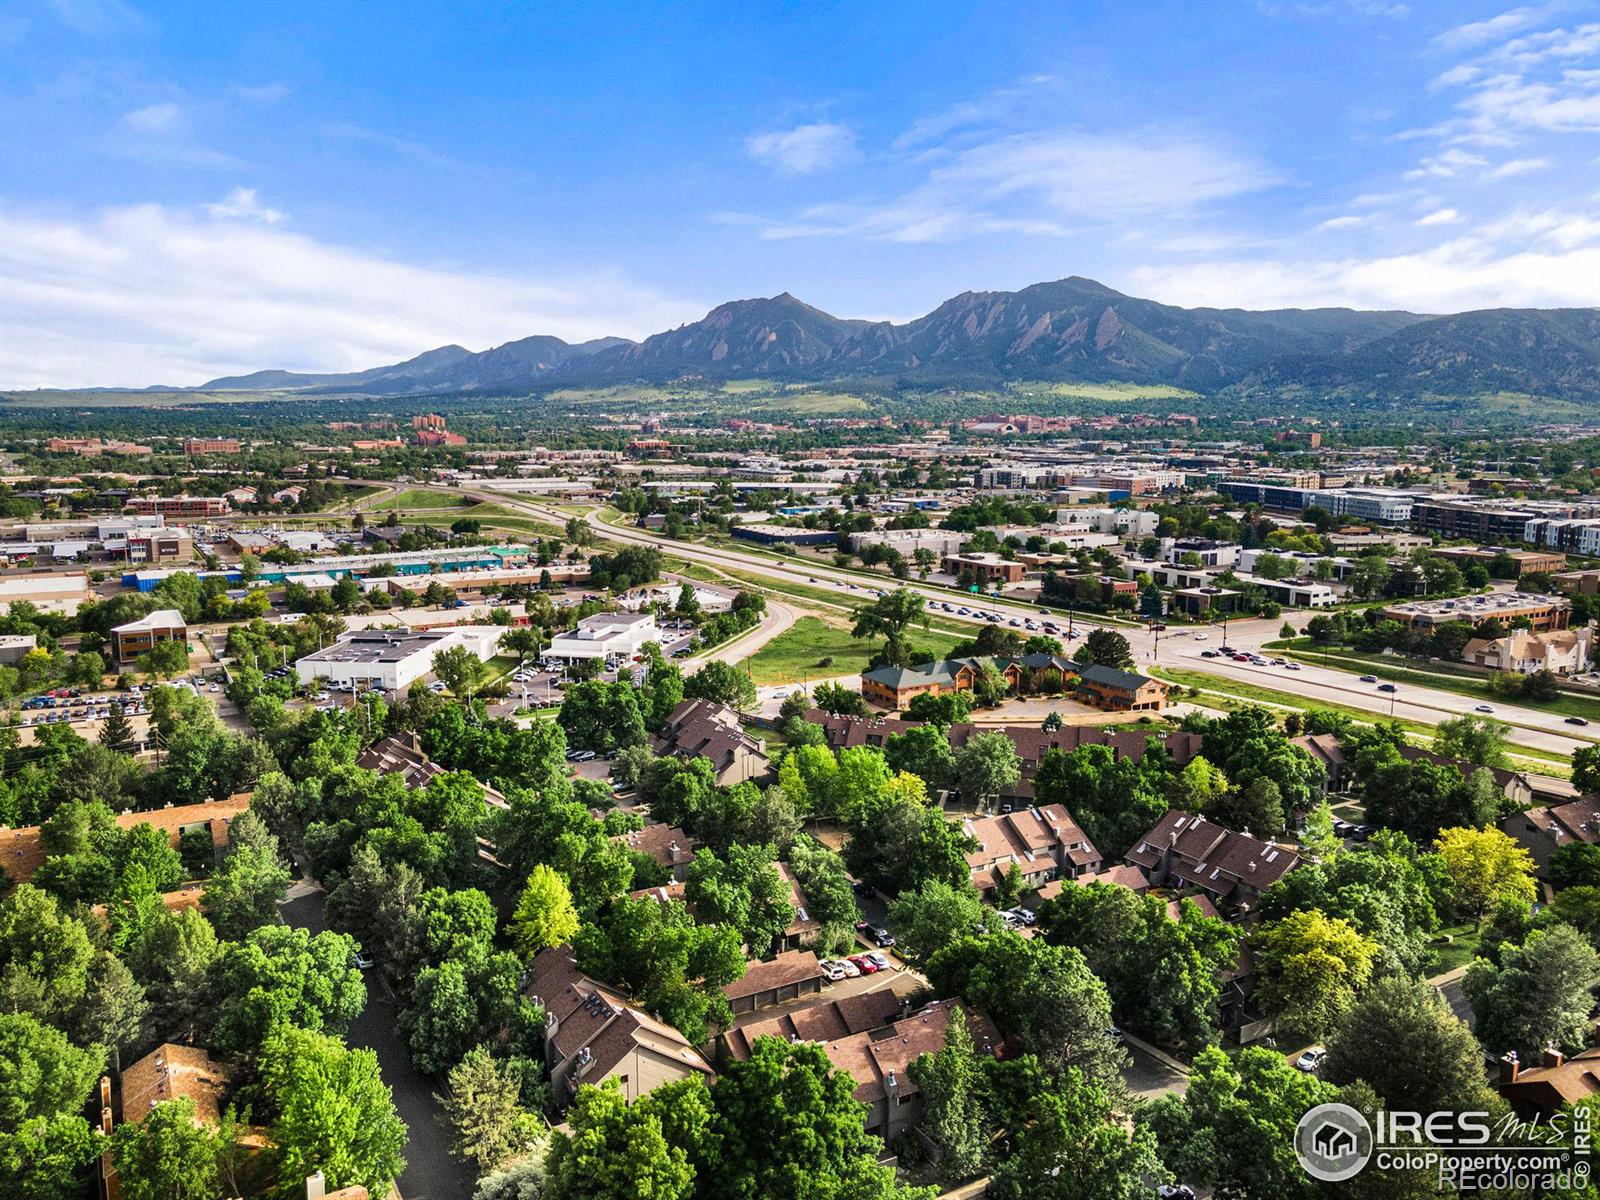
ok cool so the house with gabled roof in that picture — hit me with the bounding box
[1124,810,1301,916]
[523,947,714,1111]
[652,698,770,785]
[1501,795,1600,879]
[960,804,1102,895]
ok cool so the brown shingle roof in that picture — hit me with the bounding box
[615,823,696,871]
[1,795,250,886]
[723,948,825,1002]
[118,1044,232,1126]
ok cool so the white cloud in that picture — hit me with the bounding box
[749,128,1281,243]
[205,187,283,224]
[745,122,858,176]
[323,122,459,169]
[1316,215,1365,229]
[1404,148,1489,177]
[1127,240,1600,312]
[1417,207,1463,225]
[1433,5,1556,53]
[892,76,1057,151]
[124,102,183,134]
[1483,155,1552,176]
[0,201,702,389]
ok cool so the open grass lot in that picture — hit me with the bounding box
[749,391,872,414]
[386,488,470,509]
[1430,923,1486,974]
[740,616,964,686]
[1011,380,1201,403]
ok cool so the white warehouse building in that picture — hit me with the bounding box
[546,612,660,663]
[295,625,504,691]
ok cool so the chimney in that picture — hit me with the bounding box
[886,1070,898,1100]
[575,1046,594,1078]
[306,1172,326,1200]
[1499,1052,1520,1085]
[1542,1047,1566,1069]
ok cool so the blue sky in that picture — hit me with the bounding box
[1,0,1597,387]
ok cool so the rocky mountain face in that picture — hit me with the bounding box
[190,277,1599,400]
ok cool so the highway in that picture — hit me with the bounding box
[457,487,1591,759]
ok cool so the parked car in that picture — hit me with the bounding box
[1107,1026,1126,1046]
[1295,1047,1326,1073]
[819,960,849,982]
[351,949,375,970]
[1005,907,1036,926]
[856,921,896,947]
[847,954,880,975]
[861,951,892,971]
[1158,1185,1197,1200]
[851,880,877,899]
[828,958,861,978]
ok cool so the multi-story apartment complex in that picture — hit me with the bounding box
[127,495,230,519]
[181,438,242,455]
[1216,480,1418,524]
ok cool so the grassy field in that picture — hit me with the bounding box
[1430,924,1486,975]
[749,391,872,414]
[1011,381,1201,403]
[740,616,964,686]
[386,488,470,509]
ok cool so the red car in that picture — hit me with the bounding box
[847,954,880,975]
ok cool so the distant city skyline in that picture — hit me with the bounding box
[1,0,1597,388]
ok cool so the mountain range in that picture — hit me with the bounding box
[188,276,1600,401]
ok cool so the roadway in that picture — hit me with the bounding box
[465,490,1591,758]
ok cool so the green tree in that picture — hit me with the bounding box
[1039,884,1239,1053]
[1258,832,1439,977]
[907,1005,988,1180]
[201,809,292,941]
[438,1046,542,1172]
[0,884,95,1022]
[1573,745,1600,796]
[99,702,135,753]
[850,588,927,666]
[544,1077,703,1200]
[683,844,794,958]
[987,1066,1159,1200]
[926,931,1123,1088]
[952,731,1021,812]
[1140,1046,1334,1200]
[1204,776,1285,837]
[1465,923,1600,1057]
[0,1011,104,1130]
[1550,842,1600,891]
[74,951,149,1075]
[905,691,974,727]
[499,626,543,666]
[1077,629,1133,669]
[887,880,993,972]
[1323,975,1496,1114]
[140,638,190,680]
[510,864,581,956]
[433,645,488,698]
[1253,909,1378,1038]
[111,1098,220,1200]
[1164,755,1229,812]
[1433,825,1536,924]
[682,661,757,712]
[702,1037,930,1200]
[1298,798,1342,862]
[209,924,366,1058]
[259,1025,408,1200]
[1434,714,1511,768]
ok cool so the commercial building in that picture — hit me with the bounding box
[1054,507,1160,537]
[1430,546,1567,577]
[1412,497,1600,544]
[1161,537,1241,568]
[847,528,970,557]
[0,634,38,665]
[127,495,230,519]
[110,609,188,663]
[124,528,193,564]
[940,551,1026,585]
[1524,517,1600,556]
[545,612,660,663]
[295,625,503,690]
[1216,481,1418,524]
[0,572,93,615]
[1380,591,1571,632]
[731,523,839,548]
[181,437,241,455]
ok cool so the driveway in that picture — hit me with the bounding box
[280,889,475,1200]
